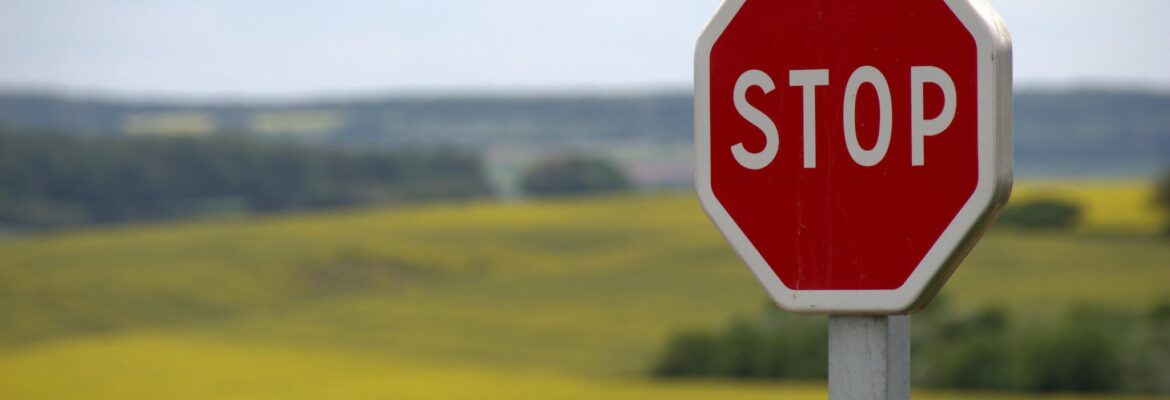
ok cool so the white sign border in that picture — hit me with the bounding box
[694,0,1012,314]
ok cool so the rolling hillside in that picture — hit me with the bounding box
[1,89,1167,182]
[1,181,1167,399]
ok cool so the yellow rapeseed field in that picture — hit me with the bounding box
[1,332,1159,400]
[0,180,1166,399]
[1011,179,1165,234]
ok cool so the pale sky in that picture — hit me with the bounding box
[1,0,1167,98]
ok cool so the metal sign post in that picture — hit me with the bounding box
[829,316,910,400]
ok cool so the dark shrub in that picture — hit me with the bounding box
[652,331,719,377]
[1016,308,1123,392]
[998,198,1082,230]
[713,319,764,378]
[756,310,827,379]
[1157,168,1170,235]
[652,307,827,381]
[914,305,1013,390]
[520,154,630,197]
[1122,300,1170,393]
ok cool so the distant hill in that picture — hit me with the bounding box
[0,128,491,228]
[0,92,692,147]
[1,88,1167,179]
[1013,89,1170,177]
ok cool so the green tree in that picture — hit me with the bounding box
[519,154,630,197]
[913,305,1013,390]
[1016,307,1124,392]
[1157,168,1170,235]
[650,305,826,381]
[651,331,718,377]
[998,199,1082,230]
[0,129,490,228]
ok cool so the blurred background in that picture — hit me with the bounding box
[1,0,1168,398]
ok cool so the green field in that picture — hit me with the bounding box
[1,181,1167,399]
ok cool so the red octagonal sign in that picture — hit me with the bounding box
[695,0,1012,314]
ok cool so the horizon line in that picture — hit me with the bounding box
[1,79,1168,105]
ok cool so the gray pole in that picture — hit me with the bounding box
[828,315,910,400]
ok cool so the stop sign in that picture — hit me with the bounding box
[695,0,1011,314]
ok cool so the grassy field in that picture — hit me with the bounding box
[1,180,1167,399]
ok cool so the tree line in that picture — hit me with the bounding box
[651,298,1170,394]
[0,128,491,228]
